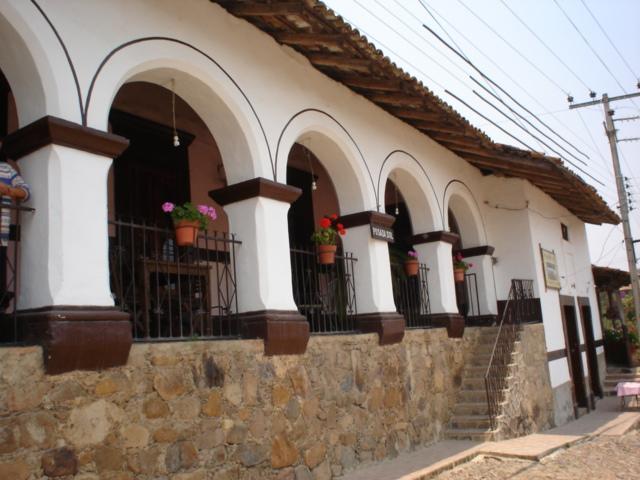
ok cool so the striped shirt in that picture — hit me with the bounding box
[0,162,30,247]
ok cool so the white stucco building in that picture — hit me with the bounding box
[0,0,620,465]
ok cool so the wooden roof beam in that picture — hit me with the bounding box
[386,108,442,121]
[275,32,344,47]
[308,54,371,70]
[338,75,401,91]
[217,2,304,16]
[366,93,425,107]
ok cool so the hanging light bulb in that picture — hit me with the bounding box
[395,206,399,216]
[311,180,317,191]
[171,79,180,147]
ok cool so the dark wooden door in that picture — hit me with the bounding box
[580,303,603,398]
[110,109,193,227]
[287,166,315,247]
[563,303,588,408]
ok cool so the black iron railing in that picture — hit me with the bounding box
[109,219,240,341]
[290,245,357,334]
[0,203,34,345]
[391,262,431,328]
[484,279,534,429]
[464,272,481,318]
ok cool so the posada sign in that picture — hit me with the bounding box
[370,223,394,242]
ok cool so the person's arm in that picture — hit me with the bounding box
[0,182,27,200]
[3,167,30,201]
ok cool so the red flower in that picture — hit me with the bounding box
[339,229,346,236]
[320,218,331,229]
[330,214,338,220]
[336,223,344,231]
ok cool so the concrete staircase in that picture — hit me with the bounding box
[603,367,640,396]
[445,327,519,441]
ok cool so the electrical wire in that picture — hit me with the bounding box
[456,0,570,95]
[420,13,592,162]
[416,0,469,62]
[553,0,640,111]
[581,0,639,81]
[498,0,592,93]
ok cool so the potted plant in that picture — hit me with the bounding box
[311,214,346,264]
[453,252,472,282]
[404,250,419,276]
[162,201,217,246]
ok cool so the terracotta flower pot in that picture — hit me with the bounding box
[404,259,419,277]
[174,220,200,246]
[316,244,337,265]
[453,268,465,283]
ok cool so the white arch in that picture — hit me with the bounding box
[378,151,441,233]
[85,39,272,183]
[0,2,80,125]
[444,181,486,247]
[275,109,375,214]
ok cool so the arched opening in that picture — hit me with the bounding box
[285,141,357,334]
[448,197,483,319]
[107,81,240,341]
[385,177,431,328]
[0,68,29,343]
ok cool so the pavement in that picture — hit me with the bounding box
[338,396,640,480]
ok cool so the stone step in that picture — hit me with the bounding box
[604,374,640,382]
[450,414,492,430]
[457,389,490,403]
[444,427,495,441]
[453,402,490,416]
[462,377,488,389]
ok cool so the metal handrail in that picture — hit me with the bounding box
[483,279,534,430]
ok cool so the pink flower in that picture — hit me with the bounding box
[468,263,474,268]
[162,202,175,213]
[408,250,418,258]
[197,205,209,215]
[207,207,217,221]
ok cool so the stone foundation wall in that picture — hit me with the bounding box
[0,328,482,479]
[552,381,575,427]
[495,324,555,439]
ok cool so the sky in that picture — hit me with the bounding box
[323,0,640,273]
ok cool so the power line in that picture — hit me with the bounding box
[498,0,592,93]
[415,0,468,62]
[581,0,639,81]
[456,0,570,95]
[420,22,608,184]
[553,0,640,111]
[419,3,593,161]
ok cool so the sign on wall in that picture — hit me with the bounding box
[370,223,394,242]
[540,247,561,290]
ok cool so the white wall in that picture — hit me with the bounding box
[0,0,604,329]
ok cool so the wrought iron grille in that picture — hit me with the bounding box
[109,219,240,341]
[290,246,357,334]
[390,262,431,328]
[484,279,534,429]
[0,203,34,345]
[464,272,481,318]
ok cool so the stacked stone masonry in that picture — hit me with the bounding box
[0,329,489,479]
[494,324,555,439]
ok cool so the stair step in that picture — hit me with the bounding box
[462,377,487,389]
[454,402,490,416]
[450,415,492,429]
[444,428,495,441]
[458,389,491,403]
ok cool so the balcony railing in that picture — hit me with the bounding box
[290,245,357,334]
[390,262,431,328]
[0,203,34,345]
[109,219,240,341]
[464,272,481,318]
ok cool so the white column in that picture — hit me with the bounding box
[341,224,396,314]
[18,144,115,309]
[466,253,498,315]
[415,240,458,314]
[224,196,298,313]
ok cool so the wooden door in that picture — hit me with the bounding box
[561,299,588,408]
[579,300,603,398]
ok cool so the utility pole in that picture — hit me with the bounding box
[570,91,640,335]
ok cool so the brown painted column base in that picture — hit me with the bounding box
[356,312,405,345]
[239,310,310,355]
[427,313,465,338]
[19,307,132,375]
